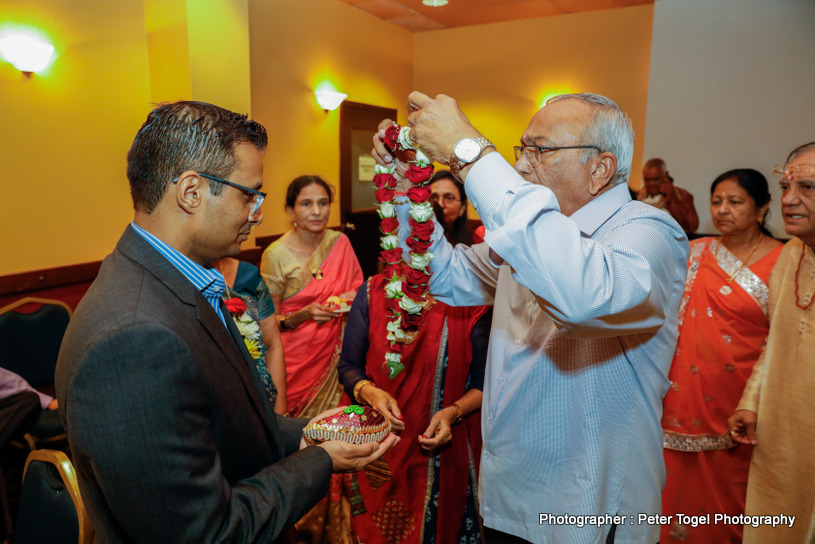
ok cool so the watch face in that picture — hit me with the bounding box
[455,138,482,162]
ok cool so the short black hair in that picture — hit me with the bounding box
[127,101,268,213]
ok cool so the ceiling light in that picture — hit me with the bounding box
[422,0,449,6]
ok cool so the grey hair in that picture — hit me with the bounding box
[546,93,634,186]
[786,141,815,163]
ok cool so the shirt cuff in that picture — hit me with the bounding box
[463,152,528,226]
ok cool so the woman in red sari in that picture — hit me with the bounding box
[661,169,783,543]
[337,274,491,544]
[260,175,363,418]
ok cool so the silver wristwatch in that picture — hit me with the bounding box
[449,137,495,179]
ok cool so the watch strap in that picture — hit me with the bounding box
[450,137,495,179]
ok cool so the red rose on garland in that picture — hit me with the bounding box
[380,217,399,234]
[379,248,403,265]
[382,263,401,279]
[405,266,431,285]
[407,185,432,204]
[401,311,424,329]
[407,236,433,254]
[375,187,395,203]
[405,164,435,184]
[373,173,395,189]
[409,219,435,239]
[401,280,427,302]
[225,297,247,315]
[383,125,400,151]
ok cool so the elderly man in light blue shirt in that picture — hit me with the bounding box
[374,92,689,544]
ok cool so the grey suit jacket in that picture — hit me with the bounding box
[56,226,333,543]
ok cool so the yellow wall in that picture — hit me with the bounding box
[247,0,413,237]
[0,2,650,277]
[0,1,152,276]
[413,4,654,210]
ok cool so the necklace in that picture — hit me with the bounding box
[794,243,815,310]
[716,234,762,295]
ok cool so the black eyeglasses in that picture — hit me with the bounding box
[513,144,602,164]
[173,172,266,216]
[429,193,460,206]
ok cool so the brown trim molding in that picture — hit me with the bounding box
[0,261,102,297]
[1,225,345,298]
[1,245,271,298]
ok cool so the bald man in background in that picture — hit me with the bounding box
[637,158,699,233]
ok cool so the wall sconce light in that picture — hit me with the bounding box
[315,89,348,112]
[0,31,55,77]
[422,0,448,6]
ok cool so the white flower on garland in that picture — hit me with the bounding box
[409,201,434,222]
[384,277,403,299]
[375,163,396,175]
[378,202,396,218]
[380,234,400,250]
[413,148,431,167]
[386,320,406,342]
[409,251,433,271]
[398,296,424,314]
[397,126,414,149]
[385,351,402,365]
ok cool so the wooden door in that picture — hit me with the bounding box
[340,101,397,279]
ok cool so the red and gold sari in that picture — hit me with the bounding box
[661,237,782,543]
[348,276,488,544]
[261,230,363,418]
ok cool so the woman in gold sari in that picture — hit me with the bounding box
[261,175,363,418]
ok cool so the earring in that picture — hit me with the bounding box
[293,221,298,228]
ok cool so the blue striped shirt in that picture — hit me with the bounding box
[131,222,228,327]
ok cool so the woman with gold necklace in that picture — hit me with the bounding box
[260,175,363,418]
[661,168,782,543]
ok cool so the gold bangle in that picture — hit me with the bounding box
[451,402,463,425]
[353,380,373,403]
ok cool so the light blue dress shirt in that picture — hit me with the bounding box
[397,153,688,543]
[130,222,228,327]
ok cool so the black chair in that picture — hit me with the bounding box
[0,298,70,450]
[0,297,71,391]
[13,449,93,544]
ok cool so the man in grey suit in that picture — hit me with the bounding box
[56,101,397,543]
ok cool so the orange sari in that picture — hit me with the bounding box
[661,237,782,543]
[261,231,363,418]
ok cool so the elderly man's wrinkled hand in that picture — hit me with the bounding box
[406,92,482,164]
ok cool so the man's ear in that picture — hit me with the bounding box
[174,171,205,214]
[588,152,617,195]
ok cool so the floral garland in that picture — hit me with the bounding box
[225,297,262,360]
[372,124,435,379]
